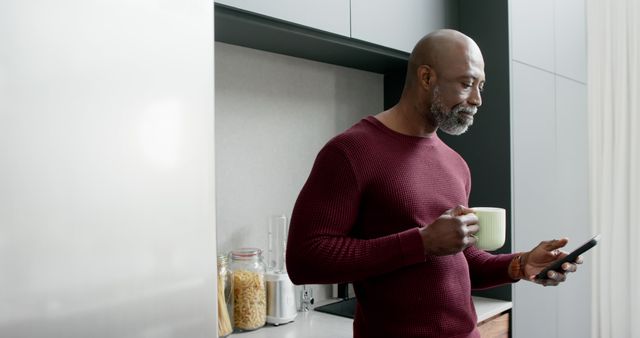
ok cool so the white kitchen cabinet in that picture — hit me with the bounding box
[215,0,350,37]
[554,77,590,338]
[510,0,555,72]
[511,70,591,338]
[510,2,591,334]
[511,0,586,82]
[511,61,559,338]
[555,0,586,83]
[511,62,558,247]
[0,1,216,337]
[555,77,589,242]
[351,0,456,52]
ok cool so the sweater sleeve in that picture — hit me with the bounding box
[286,144,426,285]
[464,245,518,290]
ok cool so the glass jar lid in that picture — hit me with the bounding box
[230,247,262,260]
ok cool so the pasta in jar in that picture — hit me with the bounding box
[232,270,266,330]
[229,248,267,331]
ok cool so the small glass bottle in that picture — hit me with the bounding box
[229,248,267,331]
[217,254,233,337]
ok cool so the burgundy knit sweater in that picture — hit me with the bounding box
[286,116,516,338]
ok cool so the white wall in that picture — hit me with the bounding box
[215,42,383,300]
[510,0,590,337]
[0,1,216,337]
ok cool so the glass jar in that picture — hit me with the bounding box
[217,254,234,337]
[229,248,267,331]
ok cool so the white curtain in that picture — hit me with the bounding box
[587,0,640,337]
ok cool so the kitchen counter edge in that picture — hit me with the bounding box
[228,296,512,338]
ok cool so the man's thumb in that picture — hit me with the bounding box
[544,237,569,250]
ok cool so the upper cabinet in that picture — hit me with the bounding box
[554,0,586,83]
[510,0,555,72]
[215,0,350,37]
[215,0,458,54]
[510,0,586,82]
[351,0,458,52]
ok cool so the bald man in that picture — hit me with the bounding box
[286,29,580,338]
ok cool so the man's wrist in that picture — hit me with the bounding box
[418,226,431,255]
[509,252,529,280]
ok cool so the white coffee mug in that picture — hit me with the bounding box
[472,207,506,251]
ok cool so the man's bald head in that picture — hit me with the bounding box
[405,29,483,87]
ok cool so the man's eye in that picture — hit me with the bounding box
[462,83,473,89]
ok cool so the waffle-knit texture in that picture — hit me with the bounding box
[287,116,516,338]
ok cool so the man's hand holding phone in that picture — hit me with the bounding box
[518,235,597,287]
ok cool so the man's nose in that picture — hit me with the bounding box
[468,87,482,107]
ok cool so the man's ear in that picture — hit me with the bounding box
[418,65,436,89]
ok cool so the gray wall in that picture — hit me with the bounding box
[214,42,383,301]
[509,0,590,337]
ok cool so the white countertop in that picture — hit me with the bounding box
[473,296,513,322]
[230,296,512,338]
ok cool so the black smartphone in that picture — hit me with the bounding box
[534,234,600,280]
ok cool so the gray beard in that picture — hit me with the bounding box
[429,87,477,135]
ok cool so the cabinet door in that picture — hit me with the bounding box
[510,0,555,73]
[477,312,510,338]
[351,0,456,52]
[555,0,586,82]
[555,77,590,338]
[215,0,350,37]
[511,62,559,338]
